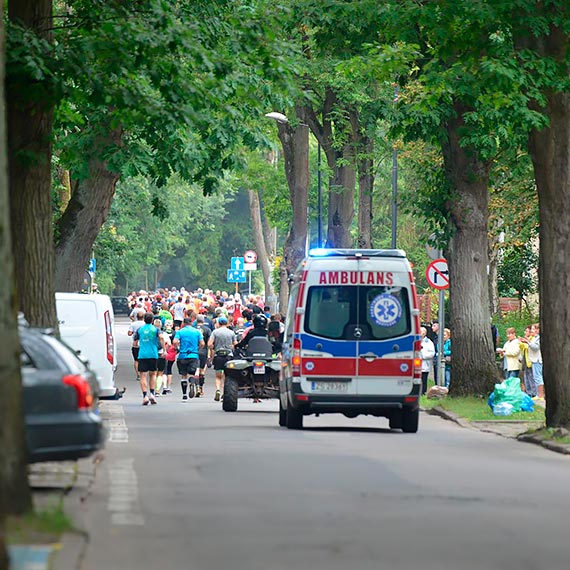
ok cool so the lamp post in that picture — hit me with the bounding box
[265,112,323,248]
[391,85,399,249]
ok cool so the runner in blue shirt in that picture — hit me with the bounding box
[134,313,165,405]
[174,317,204,401]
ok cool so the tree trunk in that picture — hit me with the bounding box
[527,91,570,428]
[247,189,275,304]
[57,167,72,212]
[442,102,499,396]
[278,263,289,316]
[55,129,122,292]
[355,130,374,249]
[7,0,57,329]
[326,149,356,248]
[275,108,309,289]
[487,233,501,317]
[260,195,277,259]
[306,91,355,249]
[0,14,33,521]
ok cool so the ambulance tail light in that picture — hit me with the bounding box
[413,340,422,379]
[292,338,302,377]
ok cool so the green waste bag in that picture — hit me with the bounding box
[492,377,524,412]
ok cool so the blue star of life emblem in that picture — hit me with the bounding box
[370,294,402,327]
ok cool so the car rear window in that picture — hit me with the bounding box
[305,285,411,341]
[20,331,63,370]
[42,335,88,374]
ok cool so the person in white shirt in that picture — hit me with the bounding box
[497,327,522,378]
[171,296,186,328]
[420,327,436,394]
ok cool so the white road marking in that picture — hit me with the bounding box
[107,458,145,526]
[101,401,129,443]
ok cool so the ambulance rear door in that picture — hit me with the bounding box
[299,261,358,397]
[355,257,415,396]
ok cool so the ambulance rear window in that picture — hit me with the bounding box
[305,285,411,340]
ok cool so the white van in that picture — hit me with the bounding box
[56,293,120,399]
[279,249,422,432]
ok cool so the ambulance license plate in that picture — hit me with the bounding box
[311,381,349,392]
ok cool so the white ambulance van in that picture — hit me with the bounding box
[279,249,422,432]
[56,293,120,399]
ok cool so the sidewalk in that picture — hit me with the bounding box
[8,453,101,570]
[426,399,570,456]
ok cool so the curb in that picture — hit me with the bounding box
[426,406,570,456]
[425,406,473,429]
[517,433,570,455]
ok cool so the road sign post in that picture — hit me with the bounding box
[426,257,449,386]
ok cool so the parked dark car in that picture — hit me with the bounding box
[20,326,105,463]
[111,296,130,316]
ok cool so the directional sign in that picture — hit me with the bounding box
[231,257,244,271]
[227,269,246,283]
[426,258,449,290]
[244,250,257,263]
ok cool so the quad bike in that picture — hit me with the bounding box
[222,337,281,412]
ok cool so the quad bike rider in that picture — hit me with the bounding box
[222,314,281,411]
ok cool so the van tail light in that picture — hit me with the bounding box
[62,374,94,409]
[413,340,422,379]
[104,310,114,365]
[292,338,302,377]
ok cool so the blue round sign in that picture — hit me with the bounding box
[370,294,402,327]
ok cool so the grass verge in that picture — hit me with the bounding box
[7,505,73,545]
[420,394,546,422]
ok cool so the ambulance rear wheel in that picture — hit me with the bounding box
[279,398,287,427]
[286,405,303,429]
[402,408,419,433]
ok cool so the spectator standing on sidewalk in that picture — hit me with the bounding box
[497,327,522,379]
[518,325,537,397]
[420,327,435,395]
[528,323,544,400]
[429,321,439,385]
[443,328,452,388]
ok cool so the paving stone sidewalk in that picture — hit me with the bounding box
[426,403,570,455]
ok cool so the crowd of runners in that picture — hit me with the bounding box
[126,287,285,405]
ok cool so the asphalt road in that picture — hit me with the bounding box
[80,318,570,570]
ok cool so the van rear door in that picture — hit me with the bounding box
[300,268,358,396]
[355,257,415,395]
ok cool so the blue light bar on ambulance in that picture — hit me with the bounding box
[308,248,408,258]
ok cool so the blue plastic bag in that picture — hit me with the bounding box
[520,392,535,412]
[493,402,514,416]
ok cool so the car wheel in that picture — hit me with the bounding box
[286,404,303,429]
[279,398,287,427]
[402,408,419,433]
[222,378,239,412]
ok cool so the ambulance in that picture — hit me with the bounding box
[279,249,422,432]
